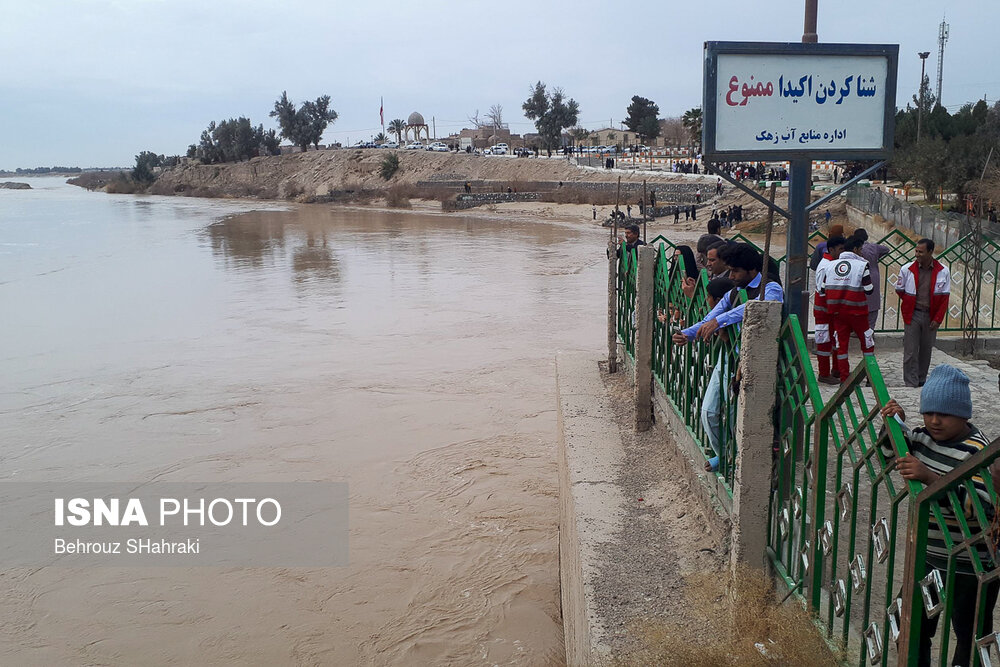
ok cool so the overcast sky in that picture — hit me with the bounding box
[2,0,996,169]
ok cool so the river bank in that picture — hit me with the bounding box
[82,150,712,203]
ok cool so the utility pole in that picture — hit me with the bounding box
[918,52,930,141]
[802,0,817,43]
[786,0,818,322]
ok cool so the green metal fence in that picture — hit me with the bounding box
[766,313,1000,665]
[616,246,638,360]
[767,320,920,664]
[614,237,1000,665]
[899,437,1000,666]
[648,242,742,493]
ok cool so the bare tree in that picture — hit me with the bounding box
[659,117,686,148]
[467,109,485,129]
[486,104,504,131]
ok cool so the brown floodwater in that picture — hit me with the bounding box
[0,179,606,665]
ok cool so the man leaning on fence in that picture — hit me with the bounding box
[671,244,783,471]
[896,238,951,387]
[880,365,997,667]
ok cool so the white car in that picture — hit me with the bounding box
[492,143,509,155]
[427,142,449,152]
[404,142,423,150]
[380,141,400,149]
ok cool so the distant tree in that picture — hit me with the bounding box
[467,109,485,129]
[131,151,162,184]
[569,127,590,149]
[898,137,949,202]
[681,107,702,149]
[486,104,504,133]
[659,117,686,147]
[270,91,339,152]
[190,117,279,164]
[374,132,388,144]
[388,118,406,144]
[522,81,579,156]
[638,115,661,143]
[625,96,660,143]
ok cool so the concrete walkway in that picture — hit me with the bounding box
[816,341,1000,438]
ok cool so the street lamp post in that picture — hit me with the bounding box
[918,51,931,141]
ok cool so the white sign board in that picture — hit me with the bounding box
[703,43,897,160]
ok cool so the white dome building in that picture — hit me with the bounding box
[405,112,430,143]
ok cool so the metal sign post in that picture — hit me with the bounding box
[702,41,898,321]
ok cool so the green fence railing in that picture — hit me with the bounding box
[649,242,742,494]
[616,247,638,361]
[614,238,1000,665]
[899,437,1000,666]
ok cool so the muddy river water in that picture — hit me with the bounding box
[0,178,607,665]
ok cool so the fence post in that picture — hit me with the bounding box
[608,241,618,373]
[634,246,655,432]
[730,300,782,572]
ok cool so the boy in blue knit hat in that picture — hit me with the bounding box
[881,364,996,667]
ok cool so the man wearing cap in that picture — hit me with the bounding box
[896,239,951,387]
[881,365,996,667]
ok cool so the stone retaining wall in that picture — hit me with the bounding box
[441,192,542,211]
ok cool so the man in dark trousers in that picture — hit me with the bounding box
[895,239,952,387]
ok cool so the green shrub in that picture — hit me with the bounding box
[380,153,400,180]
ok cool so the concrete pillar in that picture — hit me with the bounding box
[634,246,655,432]
[730,300,782,573]
[607,241,618,373]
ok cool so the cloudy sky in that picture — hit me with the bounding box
[1,0,996,169]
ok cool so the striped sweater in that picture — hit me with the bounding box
[886,425,994,574]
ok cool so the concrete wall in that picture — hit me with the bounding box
[556,354,629,666]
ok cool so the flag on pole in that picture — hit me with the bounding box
[380,97,384,129]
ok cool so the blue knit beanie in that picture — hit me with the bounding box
[920,365,972,419]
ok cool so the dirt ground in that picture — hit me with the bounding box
[595,367,840,666]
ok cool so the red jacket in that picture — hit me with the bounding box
[894,259,951,325]
[821,252,873,318]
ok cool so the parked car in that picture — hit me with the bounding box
[492,143,509,155]
[427,142,449,152]
[404,142,424,150]
[380,141,400,149]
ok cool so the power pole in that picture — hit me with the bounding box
[802,0,818,43]
[936,19,949,106]
[786,0,818,323]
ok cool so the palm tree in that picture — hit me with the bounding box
[681,107,702,150]
[569,127,589,150]
[374,132,388,144]
[388,119,406,145]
